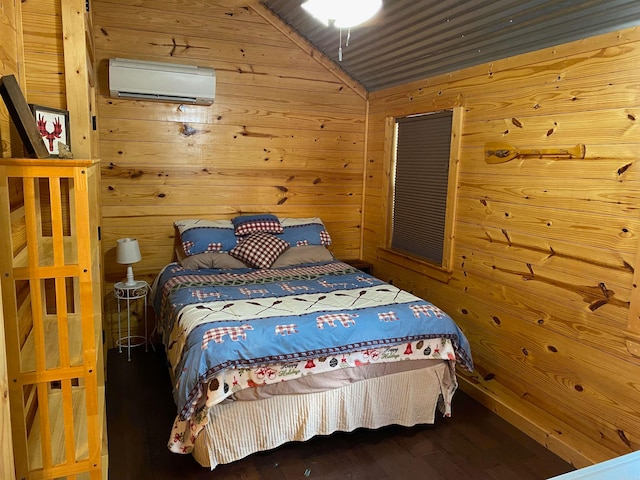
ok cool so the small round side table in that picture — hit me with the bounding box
[114,280,151,361]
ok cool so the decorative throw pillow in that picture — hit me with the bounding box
[179,252,249,270]
[229,232,289,269]
[270,245,335,268]
[232,214,283,236]
[277,217,332,246]
[174,219,238,256]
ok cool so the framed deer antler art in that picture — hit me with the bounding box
[29,104,70,158]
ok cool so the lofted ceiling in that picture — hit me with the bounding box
[260,0,640,92]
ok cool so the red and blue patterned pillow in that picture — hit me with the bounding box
[232,214,283,236]
[175,219,237,256]
[175,216,332,261]
[278,217,332,247]
[229,232,290,269]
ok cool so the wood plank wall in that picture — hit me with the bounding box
[363,26,640,468]
[21,0,66,110]
[1,0,23,159]
[0,0,19,477]
[92,0,367,345]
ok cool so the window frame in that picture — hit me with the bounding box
[379,105,463,281]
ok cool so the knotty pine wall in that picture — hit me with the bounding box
[363,26,640,467]
[20,0,66,110]
[0,0,20,157]
[92,0,368,345]
[0,0,19,476]
[1,1,28,476]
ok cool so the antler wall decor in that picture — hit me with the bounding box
[485,141,586,164]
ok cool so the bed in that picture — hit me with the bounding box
[151,215,473,469]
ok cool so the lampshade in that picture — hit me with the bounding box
[116,238,141,286]
[302,0,382,28]
[116,238,141,265]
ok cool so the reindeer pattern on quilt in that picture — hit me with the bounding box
[201,324,253,349]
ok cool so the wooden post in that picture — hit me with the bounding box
[0,283,16,480]
[61,0,93,159]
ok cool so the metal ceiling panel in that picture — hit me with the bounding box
[261,0,640,92]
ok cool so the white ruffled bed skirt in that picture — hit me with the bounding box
[192,361,454,469]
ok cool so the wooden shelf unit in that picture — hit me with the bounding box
[0,158,105,480]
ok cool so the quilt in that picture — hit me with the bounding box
[152,260,473,453]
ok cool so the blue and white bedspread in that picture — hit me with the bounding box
[152,260,473,454]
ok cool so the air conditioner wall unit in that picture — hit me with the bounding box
[108,58,215,105]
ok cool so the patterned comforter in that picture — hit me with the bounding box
[151,260,473,453]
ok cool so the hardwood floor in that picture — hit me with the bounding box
[106,347,575,479]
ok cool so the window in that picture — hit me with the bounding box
[388,107,461,274]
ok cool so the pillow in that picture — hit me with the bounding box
[276,217,332,247]
[229,232,290,269]
[232,214,283,236]
[175,219,238,256]
[271,245,335,268]
[179,252,249,270]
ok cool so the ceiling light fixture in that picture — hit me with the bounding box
[302,0,382,61]
[302,0,382,28]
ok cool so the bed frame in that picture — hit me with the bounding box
[191,361,453,469]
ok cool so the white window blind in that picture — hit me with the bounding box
[392,110,453,265]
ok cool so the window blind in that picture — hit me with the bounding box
[392,110,453,265]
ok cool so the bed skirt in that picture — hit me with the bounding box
[192,361,453,469]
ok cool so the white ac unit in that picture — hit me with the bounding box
[108,58,215,105]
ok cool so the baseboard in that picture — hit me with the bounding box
[457,375,614,470]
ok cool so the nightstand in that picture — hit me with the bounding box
[341,259,373,275]
[114,280,151,361]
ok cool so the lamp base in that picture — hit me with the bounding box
[124,264,136,286]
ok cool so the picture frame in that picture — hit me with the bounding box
[29,104,71,158]
[0,75,49,158]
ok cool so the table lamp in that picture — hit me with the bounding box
[116,238,141,286]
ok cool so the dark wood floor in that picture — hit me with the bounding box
[106,347,575,480]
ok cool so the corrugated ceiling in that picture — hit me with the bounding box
[260,0,640,92]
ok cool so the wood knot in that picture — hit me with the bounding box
[181,124,197,136]
[617,163,632,176]
[617,429,631,447]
